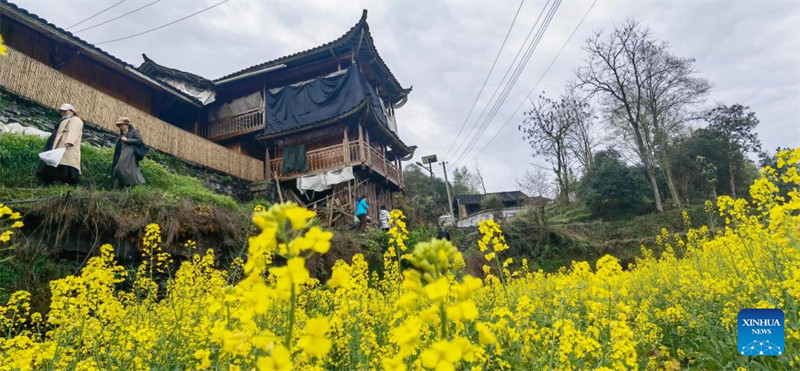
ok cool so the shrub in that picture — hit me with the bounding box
[577,149,651,219]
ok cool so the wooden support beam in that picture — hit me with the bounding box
[365,130,371,173]
[264,147,271,181]
[358,122,365,164]
[274,174,284,203]
[343,128,349,164]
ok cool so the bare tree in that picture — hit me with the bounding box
[575,20,706,213]
[474,161,488,194]
[516,167,555,199]
[565,93,599,172]
[519,93,582,203]
[641,44,711,208]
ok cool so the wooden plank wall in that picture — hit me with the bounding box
[1,17,153,113]
[0,48,265,181]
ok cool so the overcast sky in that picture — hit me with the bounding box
[14,0,800,192]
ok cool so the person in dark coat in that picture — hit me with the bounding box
[36,103,83,185]
[436,223,451,241]
[111,117,146,189]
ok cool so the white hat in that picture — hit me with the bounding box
[58,103,76,113]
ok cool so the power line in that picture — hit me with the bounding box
[95,0,230,45]
[444,0,526,159]
[452,0,561,167]
[73,0,162,34]
[448,0,555,163]
[66,0,127,30]
[476,0,597,156]
[458,0,574,166]
[451,0,561,167]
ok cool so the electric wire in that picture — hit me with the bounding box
[476,0,598,156]
[450,0,560,165]
[452,0,561,167]
[73,0,162,34]
[447,0,555,162]
[443,0,526,158]
[66,0,127,30]
[95,0,230,45]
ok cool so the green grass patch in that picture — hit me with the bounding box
[0,133,238,209]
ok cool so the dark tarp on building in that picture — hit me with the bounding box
[264,65,386,135]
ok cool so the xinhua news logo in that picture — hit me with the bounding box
[738,308,784,356]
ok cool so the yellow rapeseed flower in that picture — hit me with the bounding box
[298,317,332,358]
[193,349,211,369]
[423,278,449,303]
[257,345,292,371]
[420,340,462,371]
[284,205,316,231]
[381,354,407,371]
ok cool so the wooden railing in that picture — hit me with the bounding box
[205,109,262,140]
[269,140,403,187]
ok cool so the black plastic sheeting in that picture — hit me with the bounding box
[264,65,386,135]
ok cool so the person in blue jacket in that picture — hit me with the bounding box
[355,195,370,232]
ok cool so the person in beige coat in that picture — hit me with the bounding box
[36,103,84,185]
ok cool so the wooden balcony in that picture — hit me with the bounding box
[269,140,403,187]
[205,109,262,141]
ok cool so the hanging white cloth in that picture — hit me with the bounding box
[296,167,355,195]
[325,167,354,186]
[297,173,331,192]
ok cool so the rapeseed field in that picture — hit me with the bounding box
[0,148,798,370]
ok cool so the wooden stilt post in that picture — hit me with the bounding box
[264,147,271,181]
[274,172,284,203]
[343,127,349,164]
[365,130,371,171]
[358,122,365,164]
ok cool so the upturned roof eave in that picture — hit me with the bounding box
[213,10,409,105]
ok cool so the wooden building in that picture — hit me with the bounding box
[0,0,263,180]
[1,2,415,221]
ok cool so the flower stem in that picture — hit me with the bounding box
[286,284,297,349]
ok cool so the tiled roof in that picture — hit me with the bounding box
[1,0,134,68]
[138,54,215,89]
[1,0,203,106]
[454,191,529,206]
[214,10,409,103]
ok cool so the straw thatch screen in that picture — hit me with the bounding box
[0,48,264,181]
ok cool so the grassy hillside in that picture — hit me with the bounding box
[488,202,719,272]
[0,133,242,209]
[0,133,265,309]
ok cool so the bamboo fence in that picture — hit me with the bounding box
[0,48,265,181]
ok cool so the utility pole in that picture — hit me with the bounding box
[441,161,454,220]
